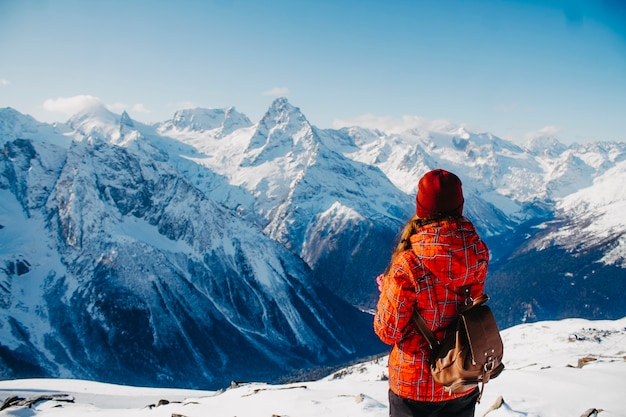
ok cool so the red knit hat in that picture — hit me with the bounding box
[415,169,464,218]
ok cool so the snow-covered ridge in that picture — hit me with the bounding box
[159,106,252,137]
[0,317,624,417]
[3,101,625,248]
[519,157,626,267]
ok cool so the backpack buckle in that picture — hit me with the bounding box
[461,285,473,306]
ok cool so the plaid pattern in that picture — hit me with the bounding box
[374,218,489,402]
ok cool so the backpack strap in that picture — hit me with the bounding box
[411,309,439,350]
[412,291,490,350]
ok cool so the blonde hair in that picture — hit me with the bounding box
[391,214,422,260]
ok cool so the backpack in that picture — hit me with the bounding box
[412,291,504,402]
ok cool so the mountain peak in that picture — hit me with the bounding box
[269,96,292,109]
[0,107,40,138]
[244,98,315,163]
[67,102,116,131]
[525,135,568,155]
[120,111,134,128]
[165,106,252,136]
[264,97,306,126]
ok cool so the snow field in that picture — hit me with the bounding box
[1,317,625,417]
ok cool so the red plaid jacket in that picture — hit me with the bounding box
[374,218,489,402]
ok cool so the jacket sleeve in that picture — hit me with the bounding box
[373,253,418,345]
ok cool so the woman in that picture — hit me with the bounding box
[374,169,490,417]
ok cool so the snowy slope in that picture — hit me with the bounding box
[1,317,624,417]
[538,158,626,267]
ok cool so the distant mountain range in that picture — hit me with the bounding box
[1,98,624,387]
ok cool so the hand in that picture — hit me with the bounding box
[376,274,384,292]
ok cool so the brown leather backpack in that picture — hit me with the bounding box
[412,292,504,402]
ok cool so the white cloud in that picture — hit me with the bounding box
[523,125,561,141]
[108,102,151,115]
[0,79,10,86]
[262,87,289,97]
[43,95,104,116]
[43,95,151,119]
[130,103,150,114]
[332,114,459,134]
[168,101,196,110]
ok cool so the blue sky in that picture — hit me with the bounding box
[1,0,625,144]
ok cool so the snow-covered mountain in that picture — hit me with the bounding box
[158,98,410,307]
[0,105,384,389]
[485,151,626,327]
[333,121,626,326]
[1,317,624,416]
[1,99,625,387]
